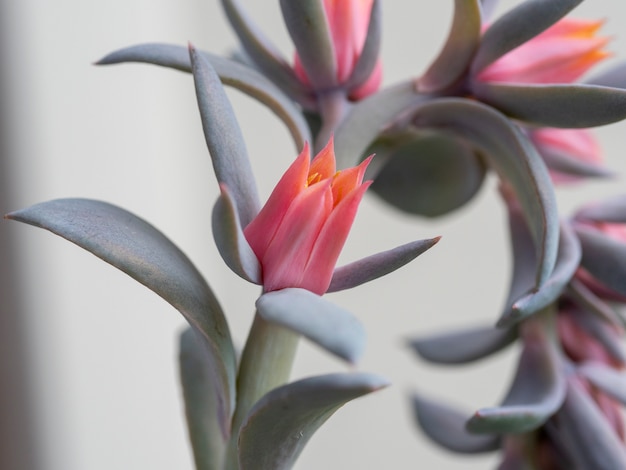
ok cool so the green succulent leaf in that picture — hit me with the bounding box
[256,288,366,364]
[238,373,389,470]
[417,0,482,93]
[409,324,517,365]
[6,198,236,436]
[346,0,381,92]
[556,377,626,469]
[575,194,626,224]
[179,328,226,470]
[412,394,501,453]
[472,82,626,128]
[328,236,441,292]
[471,0,584,74]
[97,43,311,149]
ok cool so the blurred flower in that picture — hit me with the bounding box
[478,18,609,84]
[293,0,382,100]
[244,138,372,295]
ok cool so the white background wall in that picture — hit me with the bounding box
[4,1,626,469]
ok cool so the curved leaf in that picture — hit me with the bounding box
[417,0,482,93]
[6,198,236,436]
[346,0,381,91]
[472,82,626,128]
[412,98,559,286]
[579,362,626,405]
[256,288,366,364]
[471,0,584,74]
[467,316,565,433]
[179,328,226,470]
[280,0,336,90]
[586,61,626,89]
[568,307,626,365]
[409,324,516,365]
[211,186,261,284]
[412,394,501,453]
[556,377,626,469]
[189,45,260,227]
[540,146,613,180]
[97,43,312,148]
[575,194,626,224]
[238,373,389,470]
[575,224,626,298]
[328,237,440,292]
[567,279,625,328]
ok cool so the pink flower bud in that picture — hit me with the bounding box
[244,138,372,295]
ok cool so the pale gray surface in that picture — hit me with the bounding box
[4,1,626,469]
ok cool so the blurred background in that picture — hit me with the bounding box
[2,1,626,469]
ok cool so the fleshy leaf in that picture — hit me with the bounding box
[417,0,482,93]
[409,324,516,365]
[502,221,581,327]
[412,98,559,286]
[541,147,613,180]
[556,377,626,469]
[346,0,381,91]
[280,0,336,90]
[97,43,312,149]
[190,44,260,227]
[6,198,236,436]
[579,362,626,405]
[220,0,310,100]
[567,279,625,328]
[412,394,501,453]
[569,307,626,365]
[179,328,226,470]
[472,82,626,128]
[327,236,440,292]
[467,317,565,433]
[212,186,261,284]
[370,132,487,217]
[586,62,626,89]
[256,288,366,363]
[471,0,584,74]
[238,373,389,470]
[575,194,626,223]
[575,224,626,298]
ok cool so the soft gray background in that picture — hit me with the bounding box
[3,1,626,469]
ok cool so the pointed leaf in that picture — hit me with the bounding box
[256,288,366,363]
[220,0,310,100]
[327,236,440,292]
[238,373,389,470]
[502,221,581,326]
[409,324,516,365]
[189,44,260,227]
[471,0,584,74]
[575,224,626,298]
[417,0,482,93]
[97,44,312,148]
[412,394,501,453]
[346,0,381,91]
[556,377,626,469]
[280,0,336,89]
[467,317,565,433]
[412,98,559,286]
[6,198,236,435]
[212,186,261,284]
[579,362,626,405]
[472,82,626,128]
[179,328,226,470]
[575,194,626,224]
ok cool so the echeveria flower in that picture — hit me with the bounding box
[244,138,372,295]
[292,0,382,100]
[478,18,609,84]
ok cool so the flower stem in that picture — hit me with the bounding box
[224,313,299,469]
[315,91,350,153]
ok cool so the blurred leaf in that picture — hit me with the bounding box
[409,324,516,365]
[97,43,311,149]
[540,147,613,180]
[412,98,559,286]
[412,394,501,453]
[579,362,626,404]
[472,82,626,128]
[568,279,625,328]
[346,0,381,91]
[189,45,260,227]
[179,328,226,470]
[418,0,481,93]
[569,307,626,365]
[471,0,583,74]
[212,186,261,284]
[586,62,626,89]
[328,236,440,292]
[256,288,366,363]
[6,198,236,436]
[575,194,626,223]
[238,373,389,470]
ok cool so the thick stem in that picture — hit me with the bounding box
[224,314,299,470]
[314,90,351,153]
